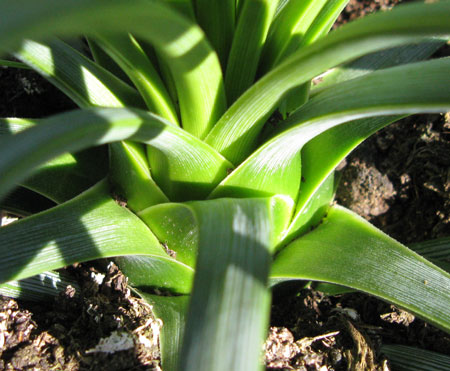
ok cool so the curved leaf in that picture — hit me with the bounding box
[409,237,450,261]
[0,0,226,139]
[259,0,328,74]
[285,115,401,244]
[1,118,108,203]
[0,59,30,69]
[139,203,199,268]
[1,187,55,216]
[94,33,179,124]
[109,141,169,212]
[224,0,277,104]
[278,0,350,115]
[195,0,235,69]
[209,59,450,216]
[15,38,143,109]
[13,38,166,208]
[313,40,445,92]
[0,181,192,295]
[0,270,80,301]
[116,254,193,294]
[381,345,450,371]
[204,1,450,164]
[0,108,232,202]
[271,205,450,332]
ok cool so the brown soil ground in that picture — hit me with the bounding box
[1,1,450,370]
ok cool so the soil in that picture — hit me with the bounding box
[1,1,450,370]
[0,263,161,371]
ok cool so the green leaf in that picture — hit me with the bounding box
[109,141,169,212]
[271,205,450,332]
[0,108,232,203]
[22,148,108,203]
[195,0,235,69]
[180,196,290,371]
[14,38,143,109]
[280,170,336,249]
[205,1,450,164]
[0,59,31,69]
[314,40,445,92]
[381,345,450,371]
[115,254,193,294]
[209,58,450,218]
[139,203,199,268]
[278,58,450,135]
[224,0,278,104]
[1,118,108,203]
[259,0,328,74]
[409,237,450,261]
[0,0,226,139]
[0,181,191,294]
[94,33,179,124]
[0,270,80,302]
[278,0,349,115]
[287,41,445,243]
[13,38,167,207]
[86,37,133,85]
[163,0,196,20]
[0,117,34,134]
[298,0,350,48]
[314,236,450,295]
[0,187,55,216]
[140,293,190,371]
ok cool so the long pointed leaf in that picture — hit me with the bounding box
[195,0,235,69]
[0,270,80,301]
[279,0,349,114]
[224,0,278,104]
[94,33,179,124]
[259,0,327,74]
[271,205,450,332]
[180,196,291,371]
[0,118,108,203]
[285,40,445,242]
[13,38,167,208]
[15,39,143,109]
[381,345,450,371]
[0,0,226,139]
[314,40,445,92]
[204,1,450,164]
[209,59,450,213]
[109,141,169,212]
[0,108,233,202]
[0,181,193,294]
[409,237,450,261]
[1,187,55,216]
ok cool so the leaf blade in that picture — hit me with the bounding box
[0,108,233,203]
[271,205,450,332]
[0,181,193,294]
[205,1,450,164]
[180,196,290,371]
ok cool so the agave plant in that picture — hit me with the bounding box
[0,0,450,370]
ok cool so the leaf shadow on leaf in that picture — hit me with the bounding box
[0,182,110,283]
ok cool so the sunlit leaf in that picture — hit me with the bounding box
[205,1,450,164]
[271,205,450,332]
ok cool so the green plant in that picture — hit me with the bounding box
[0,0,449,369]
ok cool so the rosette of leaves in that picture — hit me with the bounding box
[0,1,450,370]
